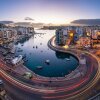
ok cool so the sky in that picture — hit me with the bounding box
[0,0,100,25]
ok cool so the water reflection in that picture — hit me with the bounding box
[15,30,79,77]
[55,51,70,59]
[15,36,30,45]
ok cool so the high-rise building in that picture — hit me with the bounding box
[0,28,17,45]
[56,28,65,46]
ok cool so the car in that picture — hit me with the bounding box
[0,80,3,85]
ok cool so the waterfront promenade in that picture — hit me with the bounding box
[0,36,100,100]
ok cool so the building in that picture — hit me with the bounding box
[0,30,3,44]
[15,26,34,35]
[97,31,100,40]
[55,26,84,46]
[56,28,66,45]
[76,27,84,36]
[0,28,17,45]
[79,37,91,48]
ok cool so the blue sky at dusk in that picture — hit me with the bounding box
[0,0,100,24]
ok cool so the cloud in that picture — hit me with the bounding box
[24,17,34,21]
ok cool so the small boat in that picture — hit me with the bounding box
[36,66,43,69]
[65,58,70,61]
[23,55,26,59]
[45,60,50,64]
[40,43,42,45]
[24,59,28,62]
[36,46,38,48]
[17,49,23,52]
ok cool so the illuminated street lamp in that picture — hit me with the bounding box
[70,33,74,37]
[63,45,69,49]
[97,31,100,35]
[87,32,91,37]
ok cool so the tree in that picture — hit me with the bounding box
[0,23,6,28]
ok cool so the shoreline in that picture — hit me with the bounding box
[0,35,100,100]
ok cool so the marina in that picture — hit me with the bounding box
[0,0,100,100]
[15,30,79,77]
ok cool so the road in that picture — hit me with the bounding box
[0,37,100,100]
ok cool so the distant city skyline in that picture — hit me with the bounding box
[0,0,100,25]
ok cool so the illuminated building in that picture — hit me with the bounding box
[56,28,66,45]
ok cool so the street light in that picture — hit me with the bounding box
[63,45,69,49]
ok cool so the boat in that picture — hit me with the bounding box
[36,46,38,48]
[24,59,28,62]
[23,54,26,58]
[17,49,23,52]
[40,43,42,45]
[36,66,43,69]
[12,55,23,65]
[45,60,50,64]
[65,58,70,61]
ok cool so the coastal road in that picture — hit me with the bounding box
[0,50,100,100]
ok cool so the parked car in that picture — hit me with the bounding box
[0,80,3,85]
